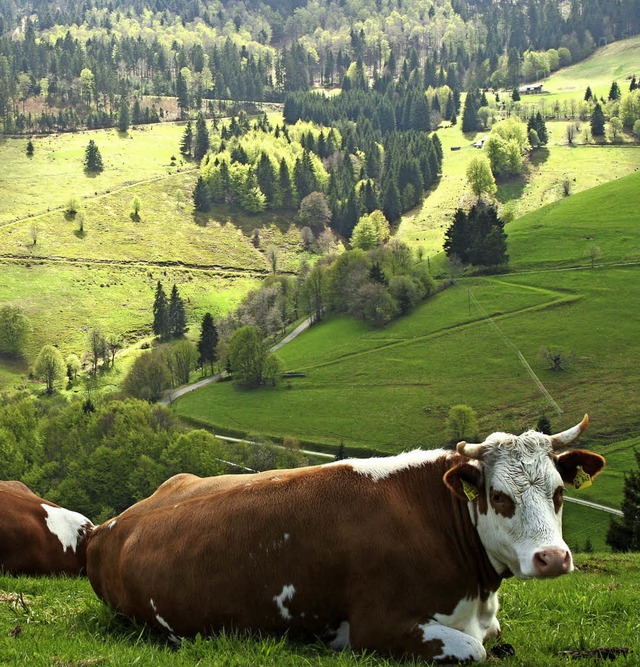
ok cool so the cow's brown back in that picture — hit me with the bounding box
[87,456,501,652]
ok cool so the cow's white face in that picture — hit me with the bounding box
[444,416,605,581]
[473,434,569,579]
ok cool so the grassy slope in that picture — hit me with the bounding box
[529,34,640,99]
[175,167,640,448]
[1,554,639,666]
[0,122,310,388]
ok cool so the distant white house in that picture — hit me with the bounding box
[518,84,543,95]
[472,136,487,148]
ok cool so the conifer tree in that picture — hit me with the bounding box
[152,281,169,339]
[117,96,130,133]
[169,284,188,338]
[278,158,296,208]
[382,180,401,223]
[193,112,210,162]
[256,152,278,208]
[26,139,34,156]
[197,312,218,375]
[584,85,593,101]
[180,120,193,157]
[461,90,479,133]
[608,80,621,101]
[84,139,104,173]
[590,103,606,137]
[193,176,211,212]
[606,450,640,552]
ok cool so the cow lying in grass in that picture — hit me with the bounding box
[0,481,94,576]
[87,415,604,663]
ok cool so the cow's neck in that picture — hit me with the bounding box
[416,454,504,598]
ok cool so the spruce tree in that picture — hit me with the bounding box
[256,152,278,208]
[382,180,401,223]
[26,139,34,156]
[152,281,169,339]
[197,312,218,375]
[584,85,593,101]
[84,139,104,173]
[606,450,640,551]
[193,112,210,162]
[176,70,189,116]
[117,96,130,133]
[168,284,188,338]
[193,176,211,212]
[590,103,606,137]
[180,120,193,158]
[461,90,479,133]
[608,80,621,101]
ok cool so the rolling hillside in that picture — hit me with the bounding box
[174,172,640,449]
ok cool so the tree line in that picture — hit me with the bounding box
[0,393,309,523]
[2,0,640,132]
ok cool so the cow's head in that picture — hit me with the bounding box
[444,414,605,580]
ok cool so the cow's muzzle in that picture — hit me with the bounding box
[532,547,572,577]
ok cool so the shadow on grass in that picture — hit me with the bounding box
[73,229,86,239]
[496,174,526,203]
[530,147,551,167]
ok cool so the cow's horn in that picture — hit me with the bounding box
[456,441,486,460]
[549,414,589,450]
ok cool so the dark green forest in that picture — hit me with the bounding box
[2,0,639,132]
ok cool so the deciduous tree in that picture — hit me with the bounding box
[34,345,65,394]
[228,325,280,387]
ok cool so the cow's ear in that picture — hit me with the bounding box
[555,449,606,486]
[444,463,483,502]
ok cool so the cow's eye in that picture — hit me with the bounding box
[491,491,504,504]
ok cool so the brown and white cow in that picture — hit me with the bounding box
[86,415,604,663]
[0,481,94,576]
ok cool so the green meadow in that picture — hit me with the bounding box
[0,554,639,666]
[529,35,640,100]
[0,123,188,224]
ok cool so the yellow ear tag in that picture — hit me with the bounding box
[462,480,479,501]
[573,466,592,490]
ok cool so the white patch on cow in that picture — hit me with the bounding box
[150,598,180,644]
[418,622,486,663]
[325,449,451,482]
[283,533,290,542]
[425,595,499,644]
[41,504,91,553]
[273,584,296,621]
[329,621,351,650]
[107,520,117,530]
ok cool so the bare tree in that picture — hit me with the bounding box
[539,346,572,372]
[266,245,279,274]
[88,329,107,375]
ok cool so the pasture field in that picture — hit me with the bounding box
[0,123,188,224]
[527,35,640,101]
[173,262,640,452]
[0,554,638,666]
[0,261,257,368]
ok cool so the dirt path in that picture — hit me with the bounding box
[161,317,312,406]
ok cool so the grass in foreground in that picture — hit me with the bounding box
[0,554,638,666]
